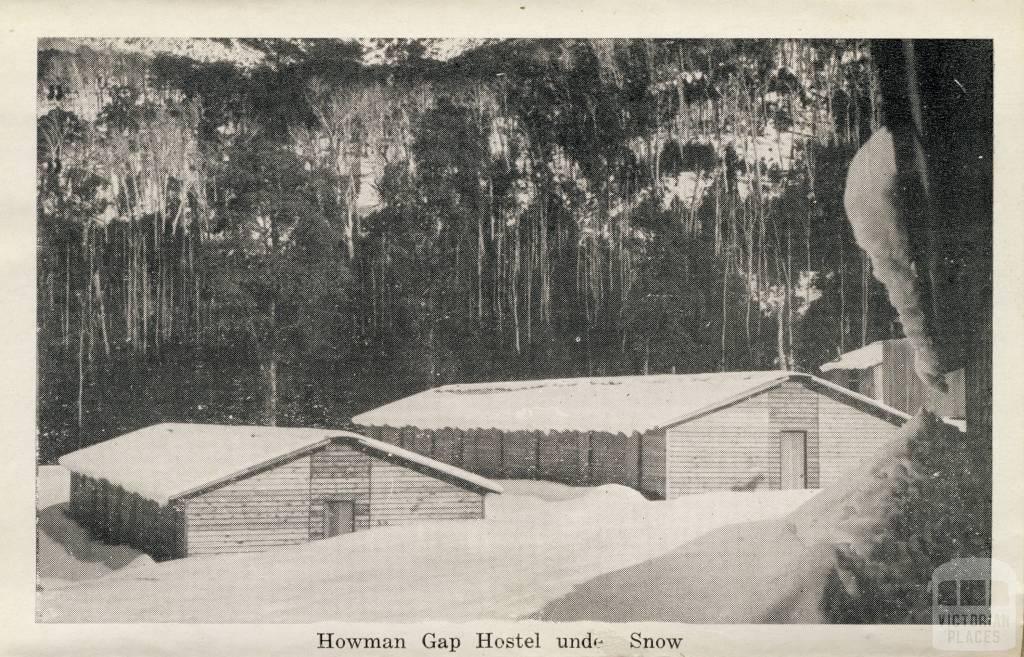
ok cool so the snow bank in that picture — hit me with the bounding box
[485,480,592,519]
[37,505,150,584]
[539,416,928,623]
[493,479,592,502]
[38,484,815,622]
[36,467,154,585]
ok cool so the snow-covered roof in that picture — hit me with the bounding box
[819,341,886,372]
[353,371,909,435]
[58,423,501,504]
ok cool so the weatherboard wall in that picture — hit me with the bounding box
[184,442,486,555]
[184,454,314,555]
[66,438,489,559]
[664,381,900,497]
[817,393,903,486]
[358,381,901,500]
[308,442,484,541]
[366,459,484,524]
[665,382,820,497]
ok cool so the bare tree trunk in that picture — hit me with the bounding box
[786,227,794,365]
[720,253,729,371]
[93,271,111,357]
[76,292,85,449]
[63,244,70,349]
[776,301,788,371]
[267,356,278,427]
[265,296,279,426]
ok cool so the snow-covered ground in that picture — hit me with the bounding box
[36,466,154,587]
[37,468,817,623]
[539,417,938,623]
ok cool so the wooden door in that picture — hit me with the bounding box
[780,431,807,489]
[324,500,355,537]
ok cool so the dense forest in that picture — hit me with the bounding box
[37,38,903,463]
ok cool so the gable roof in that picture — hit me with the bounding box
[58,423,501,504]
[352,371,910,435]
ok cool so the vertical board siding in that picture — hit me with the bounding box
[825,340,965,419]
[640,431,666,499]
[355,426,659,495]
[67,472,85,517]
[411,429,433,456]
[460,429,484,474]
[432,427,463,466]
[71,474,186,560]
[589,432,640,488]
[365,426,400,446]
[817,393,900,487]
[185,455,312,555]
[473,430,503,478]
[664,382,820,498]
[399,426,416,450]
[538,430,589,484]
[932,367,966,418]
[883,339,923,415]
[502,430,537,478]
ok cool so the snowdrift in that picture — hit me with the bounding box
[36,466,154,585]
[38,480,814,622]
[538,414,946,623]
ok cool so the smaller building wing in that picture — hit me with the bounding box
[59,424,342,504]
[58,423,502,504]
[819,341,886,372]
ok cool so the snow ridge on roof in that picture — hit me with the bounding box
[58,423,501,504]
[353,371,795,434]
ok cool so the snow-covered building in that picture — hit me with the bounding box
[819,338,966,420]
[58,424,502,559]
[352,371,909,500]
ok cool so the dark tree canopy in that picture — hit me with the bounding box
[37,38,902,458]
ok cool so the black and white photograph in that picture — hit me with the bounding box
[3,4,1022,653]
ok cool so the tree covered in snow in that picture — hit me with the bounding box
[821,39,992,623]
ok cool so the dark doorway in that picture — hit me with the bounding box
[323,500,355,537]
